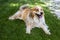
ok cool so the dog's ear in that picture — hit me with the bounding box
[31,8,39,12]
[29,12,34,19]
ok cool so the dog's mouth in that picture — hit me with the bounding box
[35,12,43,18]
[36,14,42,18]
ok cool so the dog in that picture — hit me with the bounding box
[9,4,51,35]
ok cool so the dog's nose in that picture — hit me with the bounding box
[40,12,43,15]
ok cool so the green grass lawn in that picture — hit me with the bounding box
[0,0,60,40]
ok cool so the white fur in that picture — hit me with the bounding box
[9,5,51,35]
[25,15,51,35]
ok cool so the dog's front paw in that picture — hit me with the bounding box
[45,30,51,35]
[46,32,51,35]
[26,31,31,34]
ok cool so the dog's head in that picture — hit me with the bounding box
[31,6,44,18]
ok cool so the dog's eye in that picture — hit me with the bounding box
[36,9,39,11]
[41,9,43,11]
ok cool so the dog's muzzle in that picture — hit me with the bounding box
[35,12,43,18]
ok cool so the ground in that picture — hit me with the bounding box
[0,0,60,40]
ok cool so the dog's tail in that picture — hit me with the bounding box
[19,4,29,10]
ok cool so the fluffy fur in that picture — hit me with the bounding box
[9,4,51,35]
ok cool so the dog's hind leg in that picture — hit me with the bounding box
[9,11,21,20]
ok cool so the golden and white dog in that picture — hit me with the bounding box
[9,4,51,35]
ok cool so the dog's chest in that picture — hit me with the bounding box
[34,16,43,22]
[26,16,44,27]
[33,17,43,27]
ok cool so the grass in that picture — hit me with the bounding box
[0,0,60,40]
